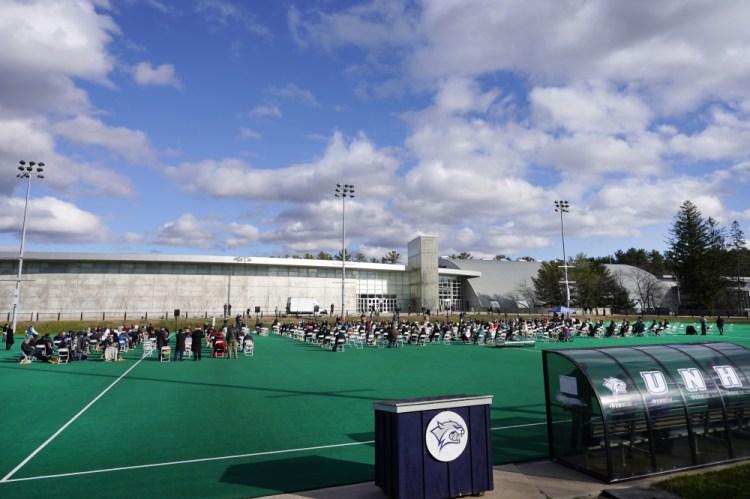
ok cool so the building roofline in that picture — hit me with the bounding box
[0,251,407,272]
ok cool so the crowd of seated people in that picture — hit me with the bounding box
[14,320,263,364]
[274,313,686,350]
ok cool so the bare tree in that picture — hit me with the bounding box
[514,279,539,308]
[620,267,666,310]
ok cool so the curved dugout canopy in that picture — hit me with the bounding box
[543,343,750,482]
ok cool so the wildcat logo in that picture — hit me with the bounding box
[426,411,468,462]
[603,377,627,397]
[430,420,465,451]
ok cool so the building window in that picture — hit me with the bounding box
[439,275,463,312]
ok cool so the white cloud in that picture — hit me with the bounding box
[196,0,271,37]
[165,131,401,202]
[0,118,135,198]
[154,214,216,248]
[417,1,750,113]
[432,76,500,116]
[225,222,260,248]
[237,127,261,140]
[0,195,108,243]
[53,116,158,166]
[0,0,117,118]
[288,1,419,50]
[133,61,182,90]
[530,82,652,135]
[669,106,750,161]
[0,0,117,82]
[119,232,145,243]
[267,83,322,108]
[248,104,282,118]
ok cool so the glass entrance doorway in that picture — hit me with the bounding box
[357,294,397,315]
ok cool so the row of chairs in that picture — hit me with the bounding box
[142,337,254,361]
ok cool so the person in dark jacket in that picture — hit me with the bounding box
[191,327,203,360]
[5,325,14,350]
[716,316,725,335]
[173,329,187,361]
[156,328,169,360]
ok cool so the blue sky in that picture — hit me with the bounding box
[1,0,749,262]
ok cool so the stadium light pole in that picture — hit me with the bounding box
[554,200,571,309]
[335,183,354,319]
[11,160,45,337]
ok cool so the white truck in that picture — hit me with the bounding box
[286,297,324,316]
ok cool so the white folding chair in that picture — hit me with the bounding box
[334,335,346,352]
[243,340,254,356]
[57,348,69,364]
[160,346,171,362]
[143,338,156,357]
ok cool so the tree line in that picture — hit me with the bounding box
[275,249,402,264]
[528,200,749,314]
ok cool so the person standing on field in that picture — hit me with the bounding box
[191,327,203,360]
[226,326,240,359]
[4,325,14,350]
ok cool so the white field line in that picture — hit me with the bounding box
[1,441,373,483]
[2,419,553,483]
[1,354,148,482]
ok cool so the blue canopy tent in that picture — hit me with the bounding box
[548,306,575,313]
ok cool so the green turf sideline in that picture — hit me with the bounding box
[1,328,748,498]
[0,353,149,482]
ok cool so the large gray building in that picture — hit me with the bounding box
[2,235,697,323]
[0,236,480,322]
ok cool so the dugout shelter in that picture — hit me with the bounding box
[543,343,750,482]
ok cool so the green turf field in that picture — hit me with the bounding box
[1,325,748,498]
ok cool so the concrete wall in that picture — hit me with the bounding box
[407,236,438,312]
[0,272,357,320]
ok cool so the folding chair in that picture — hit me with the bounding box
[243,340,254,356]
[334,335,346,352]
[347,334,359,348]
[57,348,70,364]
[442,331,452,345]
[184,337,193,358]
[142,339,155,357]
[160,346,171,362]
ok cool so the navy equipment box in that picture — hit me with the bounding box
[373,394,494,499]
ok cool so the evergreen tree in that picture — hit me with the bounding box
[381,250,401,264]
[729,220,746,311]
[531,261,565,306]
[666,201,725,309]
[333,249,351,261]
